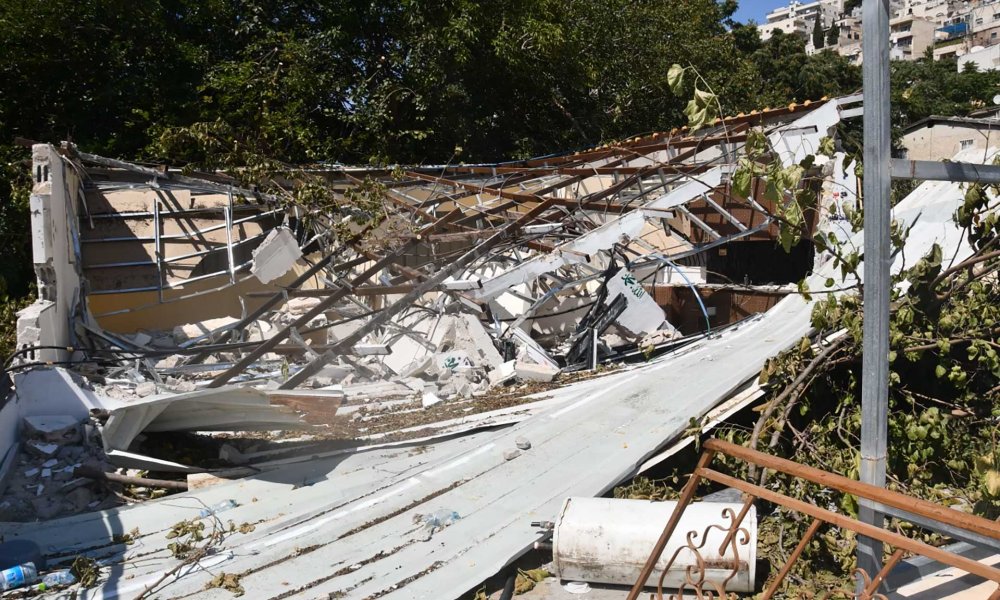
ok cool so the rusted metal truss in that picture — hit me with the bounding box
[627,439,1000,600]
[61,96,863,390]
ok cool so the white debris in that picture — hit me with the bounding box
[422,391,445,408]
[23,415,81,444]
[604,268,673,336]
[514,361,560,383]
[26,440,60,458]
[488,360,517,386]
[352,344,391,356]
[252,227,302,284]
[172,316,240,344]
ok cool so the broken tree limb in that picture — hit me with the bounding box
[747,333,848,481]
[74,465,189,491]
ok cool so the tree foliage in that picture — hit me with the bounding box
[812,17,826,50]
[826,22,841,46]
[892,56,1000,128]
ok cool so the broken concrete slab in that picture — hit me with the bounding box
[100,386,312,453]
[604,268,672,336]
[173,316,240,344]
[26,440,60,459]
[23,415,81,445]
[488,360,517,386]
[252,227,303,284]
[515,361,560,383]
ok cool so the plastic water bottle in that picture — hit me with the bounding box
[0,562,38,591]
[37,569,76,590]
[199,499,238,518]
[417,509,460,540]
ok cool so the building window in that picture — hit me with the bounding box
[960,139,975,150]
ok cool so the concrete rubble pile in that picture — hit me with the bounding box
[0,95,898,598]
[5,97,860,487]
[0,415,119,522]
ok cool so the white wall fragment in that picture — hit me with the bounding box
[604,269,672,336]
[252,227,302,284]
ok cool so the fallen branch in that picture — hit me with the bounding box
[748,334,848,480]
[75,465,189,491]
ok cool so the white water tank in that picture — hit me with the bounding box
[552,497,757,592]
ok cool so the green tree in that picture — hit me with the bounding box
[891,55,1000,128]
[154,0,758,165]
[826,22,841,46]
[749,31,861,105]
[812,17,825,50]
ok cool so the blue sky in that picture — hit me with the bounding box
[731,0,789,24]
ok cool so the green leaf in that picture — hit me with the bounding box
[797,278,812,301]
[783,164,804,190]
[693,87,715,107]
[745,129,768,156]
[667,64,685,95]
[818,136,836,157]
[732,161,753,198]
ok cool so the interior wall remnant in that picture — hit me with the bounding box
[647,285,788,334]
[87,262,320,333]
[16,144,83,364]
[706,240,815,285]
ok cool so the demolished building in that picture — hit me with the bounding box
[6,93,984,598]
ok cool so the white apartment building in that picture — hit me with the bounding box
[756,0,1000,63]
[889,15,940,59]
[957,42,1000,68]
[967,1,1000,35]
[832,16,865,63]
[759,0,845,40]
[894,0,969,24]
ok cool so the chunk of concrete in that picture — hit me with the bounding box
[24,415,81,445]
[450,314,504,370]
[514,361,560,383]
[252,227,302,284]
[515,436,532,450]
[422,391,444,408]
[135,382,157,397]
[488,360,517,386]
[172,317,239,344]
[26,440,60,458]
[503,449,521,461]
[604,268,674,335]
[437,351,474,373]
[219,444,248,465]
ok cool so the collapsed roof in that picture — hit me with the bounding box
[8,94,960,599]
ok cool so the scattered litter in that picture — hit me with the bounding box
[199,499,238,518]
[414,509,461,541]
[562,581,591,594]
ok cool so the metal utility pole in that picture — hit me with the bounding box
[859,0,891,583]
